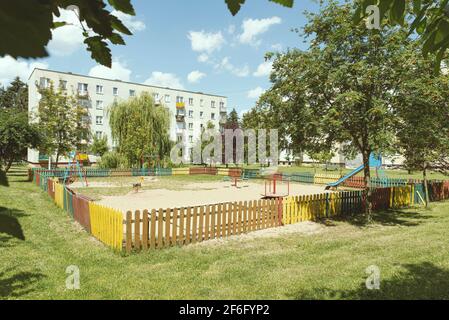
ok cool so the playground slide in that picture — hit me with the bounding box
[325,165,364,190]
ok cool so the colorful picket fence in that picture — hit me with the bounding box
[35,174,123,252]
[314,174,341,185]
[32,169,449,254]
[282,172,315,184]
[124,199,283,251]
[283,191,364,224]
[89,202,123,251]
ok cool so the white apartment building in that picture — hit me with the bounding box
[27,69,227,164]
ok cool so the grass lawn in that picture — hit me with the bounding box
[1,171,449,299]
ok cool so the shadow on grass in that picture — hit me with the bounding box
[328,209,432,228]
[290,262,449,300]
[0,268,45,298]
[0,170,9,187]
[0,207,28,247]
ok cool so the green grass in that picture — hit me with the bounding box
[1,171,449,299]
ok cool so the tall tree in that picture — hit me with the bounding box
[0,77,28,112]
[0,112,41,173]
[109,92,172,168]
[251,1,411,220]
[226,108,240,128]
[393,46,449,206]
[36,83,90,167]
[89,134,109,156]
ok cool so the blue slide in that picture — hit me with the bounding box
[325,154,382,190]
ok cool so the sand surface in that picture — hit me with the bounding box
[96,181,331,212]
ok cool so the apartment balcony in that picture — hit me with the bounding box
[220,106,227,113]
[176,114,185,122]
[176,102,186,109]
[176,128,186,135]
[77,90,89,98]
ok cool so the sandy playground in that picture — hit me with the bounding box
[95,180,332,213]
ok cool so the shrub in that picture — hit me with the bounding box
[97,151,128,169]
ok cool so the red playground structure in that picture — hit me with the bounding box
[263,174,290,198]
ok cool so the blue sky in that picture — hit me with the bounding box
[0,0,321,117]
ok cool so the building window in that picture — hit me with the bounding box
[59,80,67,90]
[79,99,90,108]
[96,116,103,125]
[200,111,204,118]
[130,89,136,97]
[211,113,215,120]
[96,85,103,94]
[211,101,216,108]
[188,110,193,118]
[39,77,50,89]
[177,135,183,143]
[165,95,171,103]
[200,99,204,107]
[96,100,103,110]
[176,96,184,103]
[220,101,225,109]
[78,83,88,94]
[200,124,204,130]
[189,135,193,143]
[113,87,118,96]
[188,123,193,130]
[95,131,103,139]
[189,98,194,106]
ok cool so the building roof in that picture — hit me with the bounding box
[29,68,227,99]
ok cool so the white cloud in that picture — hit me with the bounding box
[239,17,282,46]
[88,59,132,82]
[253,60,273,77]
[0,56,48,86]
[215,57,250,77]
[198,53,209,63]
[144,72,184,89]
[111,10,146,32]
[187,71,206,84]
[188,31,225,54]
[247,87,265,99]
[47,8,85,56]
[271,43,283,51]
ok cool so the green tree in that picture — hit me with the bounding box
[0,112,41,173]
[0,77,28,112]
[36,83,90,167]
[393,46,449,206]
[250,1,411,220]
[90,135,109,156]
[226,108,240,128]
[109,92,172,168]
